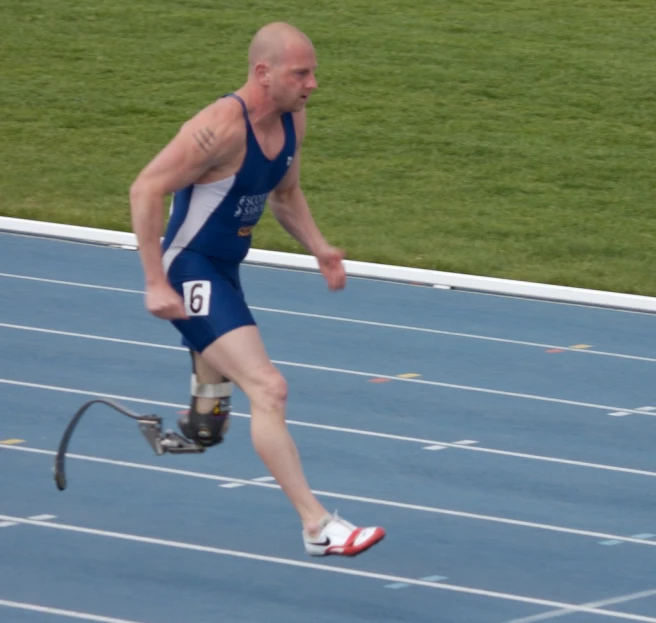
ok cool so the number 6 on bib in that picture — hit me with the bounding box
[183,281,211,316]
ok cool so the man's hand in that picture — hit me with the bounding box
[145,282,188,320]
[316,245,347,291]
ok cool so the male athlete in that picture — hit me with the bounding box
[129,22,385,556]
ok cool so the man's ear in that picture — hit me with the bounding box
[254,61,270,86]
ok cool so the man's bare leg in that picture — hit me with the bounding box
[195,325,328,535]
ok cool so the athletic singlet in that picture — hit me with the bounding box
[161,94,296,271]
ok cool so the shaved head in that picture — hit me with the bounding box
[248,22,314,70]
[242,22,318,114]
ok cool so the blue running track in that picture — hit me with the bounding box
[1,231,655,623]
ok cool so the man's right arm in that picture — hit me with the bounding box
[129,101,240,318]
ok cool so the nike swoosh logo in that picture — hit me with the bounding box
[309,537,330,546]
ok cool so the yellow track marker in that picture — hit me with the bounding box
[397,373,421,379]
[570,344,592,349]
[0,439,25,445]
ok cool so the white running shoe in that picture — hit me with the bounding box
[303,511,385,557]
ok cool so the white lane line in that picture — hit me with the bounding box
[2,515,656,623]
[0,323,183,352]
[0,599,147,623]
[278,360,656,416]
[385,574,449,590]
[1,272,654,363]
[0,324,655,417]
[2,378,656,480]
[0,273,143,294]
[252,307,656,363]
[502,587,656,623]
[0,512,56,528]
[3,444,656,549]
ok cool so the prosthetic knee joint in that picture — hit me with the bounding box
[177,368,233,448]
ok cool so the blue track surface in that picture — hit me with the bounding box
[1,231,655,623]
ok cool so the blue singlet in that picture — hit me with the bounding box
[161,94,297,352]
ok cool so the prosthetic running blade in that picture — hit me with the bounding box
[53,398,206,491]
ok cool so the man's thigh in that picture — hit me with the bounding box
[200,325,278,394]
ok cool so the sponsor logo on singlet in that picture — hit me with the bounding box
[234,193,268,222]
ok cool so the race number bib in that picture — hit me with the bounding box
[182,280,211,316]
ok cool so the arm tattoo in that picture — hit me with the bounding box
[193,127,216,154]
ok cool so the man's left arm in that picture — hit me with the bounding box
[267,115,346,290]
[267,149,329,256]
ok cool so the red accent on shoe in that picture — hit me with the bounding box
[328,526,386,556]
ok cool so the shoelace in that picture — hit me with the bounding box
[329,511,356,532]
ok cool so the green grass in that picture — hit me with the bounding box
[2,0,656,295]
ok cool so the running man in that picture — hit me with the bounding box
[129,22,385,556]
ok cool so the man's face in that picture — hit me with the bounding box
[267,43,318,112]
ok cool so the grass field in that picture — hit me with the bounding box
[2,1,655,295]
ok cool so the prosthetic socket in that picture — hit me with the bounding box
[178,372,233,447]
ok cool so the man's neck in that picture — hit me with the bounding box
[234,84,282,131]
